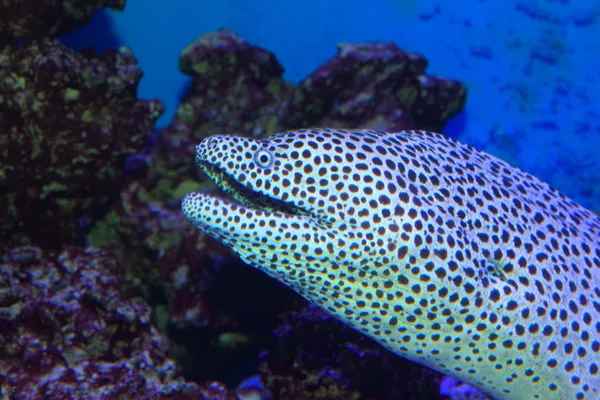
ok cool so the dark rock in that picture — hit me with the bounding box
[285,41,466,132]
[0,0,125,42]
[258,304,442,400]
[0,246,236,399]
[0,39,163,249]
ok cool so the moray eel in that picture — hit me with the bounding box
[182,128,600,400]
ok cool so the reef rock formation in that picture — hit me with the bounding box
[259,304,442,399]
[0,0,125,42]
[285,41,466,132]
[168,28,466,146]
[0,246,236,399]
[0,39,163,249]
[174,28,295,140]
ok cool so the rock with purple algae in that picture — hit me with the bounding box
[173,28,295,140]
[0,246,237,400]
[171,31,466,146]
[156,29,296,199]
[0,39,163,249]
[284,41,466,133]
[0,0,125,42]
[87,180,231,330]
[86,180,295,383]
[258,304,442,400]
[440,377,491,400]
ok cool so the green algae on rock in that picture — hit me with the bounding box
[0,246,237,399]
[0,0,125,42]
[0,39,163,249]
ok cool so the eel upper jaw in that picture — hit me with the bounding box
[198,161,316,221]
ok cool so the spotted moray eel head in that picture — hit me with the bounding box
[182,129,393,283]
[183,128,600,400]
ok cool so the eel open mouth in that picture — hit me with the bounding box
[196,161,311,218]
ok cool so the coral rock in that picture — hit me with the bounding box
[169,29,466,144]
[0,246,236,399]
[0,0,125,42]
[169,29,295,150]
[258,304,442,400]
[87,182,295,383]
[0,39,163,249]
[285,41,466,132]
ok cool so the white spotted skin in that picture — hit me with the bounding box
[182,129,600,400]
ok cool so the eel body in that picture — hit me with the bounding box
[182,129,600,399]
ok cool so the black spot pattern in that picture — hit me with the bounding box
[182,129,600,400]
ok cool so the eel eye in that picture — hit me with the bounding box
[254,149,273,169]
